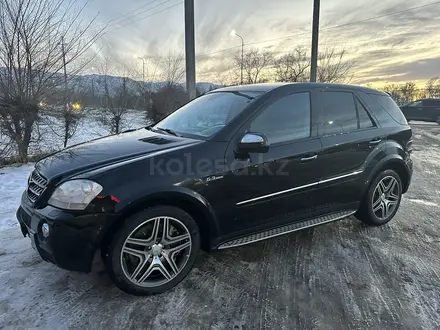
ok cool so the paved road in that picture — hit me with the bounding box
[1,125,440,330]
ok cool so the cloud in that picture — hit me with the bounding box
[83,0,440,84]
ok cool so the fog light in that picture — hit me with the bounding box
[42,223,50,238]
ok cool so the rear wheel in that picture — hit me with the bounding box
[106,206,200,295]
[355,169,402,226]
[436,116,440,125]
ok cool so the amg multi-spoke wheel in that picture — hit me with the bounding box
[106,206,200,295]
[371,176,400,220]
[356,169,403,226]
[121,217,191,287]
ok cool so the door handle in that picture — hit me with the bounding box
[300,155,318,163]
[369,138,382,146]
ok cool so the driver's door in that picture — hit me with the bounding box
[217,91,322,237]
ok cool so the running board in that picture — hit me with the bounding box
[217,210,356,249]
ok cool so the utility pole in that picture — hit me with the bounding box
[184,0,196,100]
[232,32,244,85]
[61,36,70,147]
[138,57,145,82]
[61,36,68,109]
[310,0,320,82]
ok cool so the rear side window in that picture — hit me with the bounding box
[318,91,366,135]
[368,94,408,125]
[423,99,440,106]
[250,92,311,144]
[356,98,375,129]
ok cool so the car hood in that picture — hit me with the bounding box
[36,129,201,180]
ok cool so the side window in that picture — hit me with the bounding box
[318,92,358,135]
[368,93,408,125]
[423,99,439,107]
[408,100,422,107]
[250,92,310,144]
[356,98,375,129]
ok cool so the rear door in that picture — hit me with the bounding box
[313,89,381,213]
[401,100,422,120]
[218,90,322,237]
[422,99,440,121]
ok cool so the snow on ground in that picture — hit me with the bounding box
[0,164,34,230]
[30,109,147,156]
[1,108,147,159]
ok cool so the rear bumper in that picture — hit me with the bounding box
[16,192,118,273]
[404,158,413,193]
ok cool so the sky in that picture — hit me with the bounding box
[81,0,440,86]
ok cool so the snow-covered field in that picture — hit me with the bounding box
[0,164,34,230]
[29,108,148,156]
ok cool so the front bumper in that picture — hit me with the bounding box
[16,192,118,273]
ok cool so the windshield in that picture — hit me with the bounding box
[153,91,263,139]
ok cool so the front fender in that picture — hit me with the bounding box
[116,186,220,243]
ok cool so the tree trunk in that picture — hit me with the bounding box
[63,121,69,148]
[115,115,121,134]
[17,140,28,163]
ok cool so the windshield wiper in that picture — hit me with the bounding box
[154,127,181,137]
[230,91,255,100]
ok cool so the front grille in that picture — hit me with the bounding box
[27,170,48,203]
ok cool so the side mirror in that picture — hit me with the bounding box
[238,133,270,153]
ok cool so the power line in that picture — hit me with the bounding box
[196,1,440,58]
[87,0,179,37]
[99,2,183,38]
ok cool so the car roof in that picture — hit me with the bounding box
[211,82,387,95]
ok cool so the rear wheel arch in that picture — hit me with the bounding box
[100,191,218,255]
[366,156,410,195]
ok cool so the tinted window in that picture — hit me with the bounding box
[407,100,422,107]
[154,91,262,138]
[356,98,375,129]
[423,99,440,106]
[319,92,358,135]
[250,92,310,144]
[368,94,408,125]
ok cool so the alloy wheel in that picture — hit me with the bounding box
[120,216,192,288]
[371,176,400,221]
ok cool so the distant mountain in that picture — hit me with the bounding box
[69,74,220,97]
[0,67,221,96]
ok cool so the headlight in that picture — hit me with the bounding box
[48,180,103,210]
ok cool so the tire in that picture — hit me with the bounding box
[355,169,403,226]
[105,206,200,295]
[436,116,440,125]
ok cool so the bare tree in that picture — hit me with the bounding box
[317,48,354,83]
[273,47,310,82]
[98,58,133,134]
[135,56,160,124]
[0,0,102,161]
[383,84,406,105]
[161,52,185,88]
[426,78,440,98]
[234,49,274,84]
[400,82,417,104]
[146,53,186,122]
[0,134,13,164]
[382,82,428,106]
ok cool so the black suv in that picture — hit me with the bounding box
[400,98,440,123]
[16,83,413,295]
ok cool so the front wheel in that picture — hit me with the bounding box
[355,169,403,226]
[106,206,200,295]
